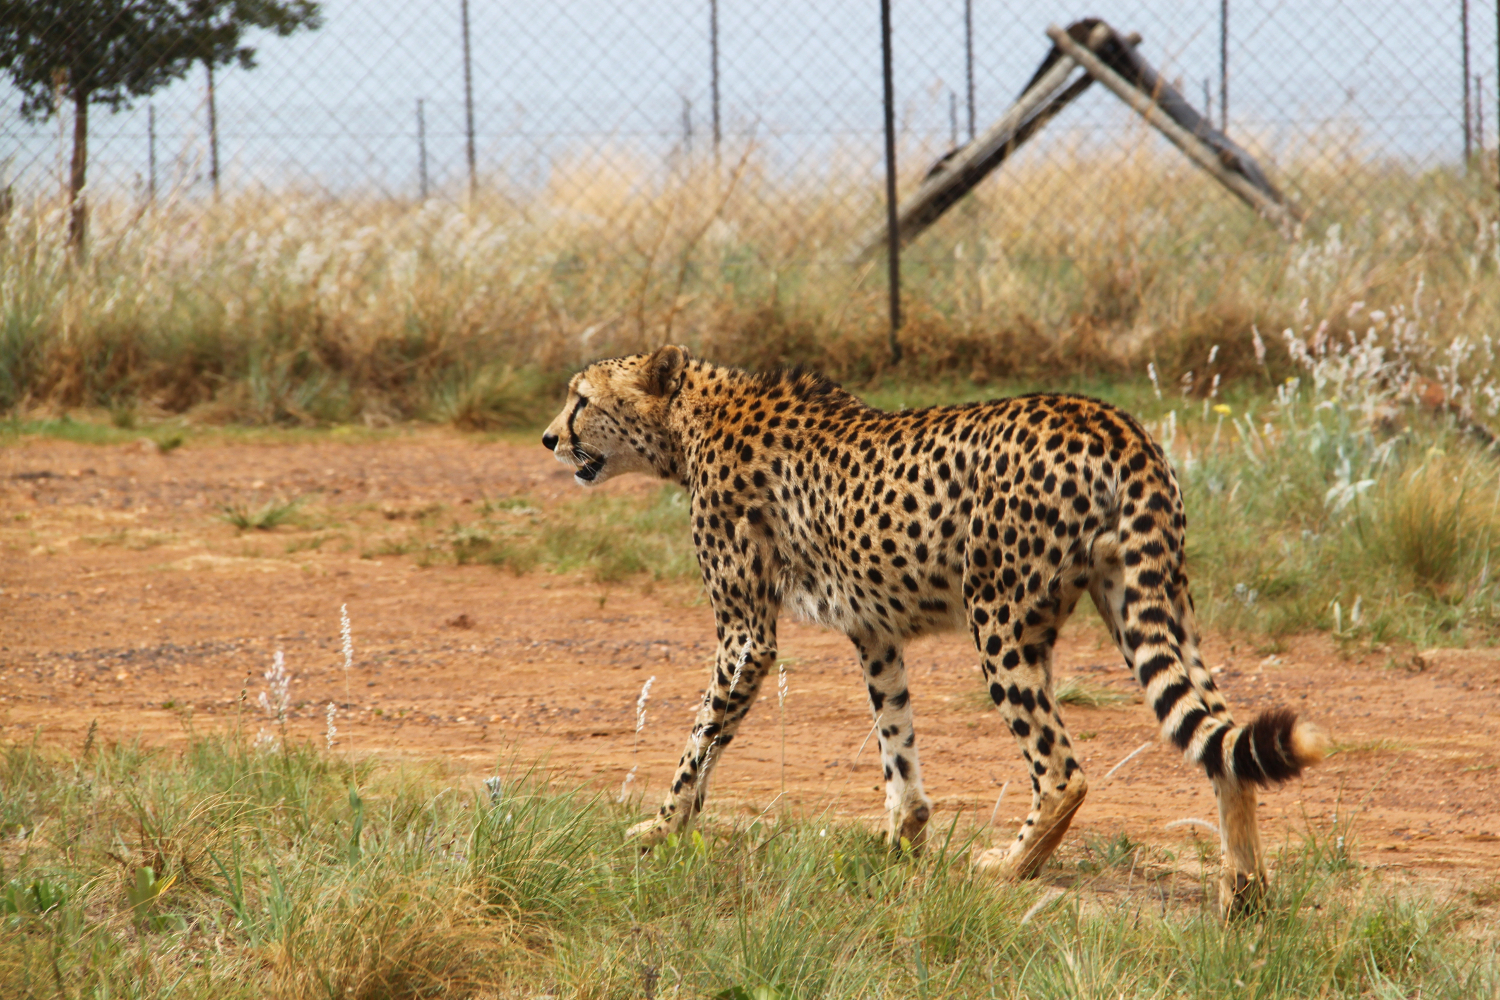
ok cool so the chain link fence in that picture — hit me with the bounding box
[2,2,1499,422]
[4,2,1496,228]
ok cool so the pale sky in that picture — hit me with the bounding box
[2,0,1494,198]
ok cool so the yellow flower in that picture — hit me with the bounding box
[1212,404,1232,416]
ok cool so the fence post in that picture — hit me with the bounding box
[462,0,476,204]
[881,0,902,364]
[417,98,428,200]
[710,0,721,162]
[148,103,156,203]
[1219,0,1229,132]
[1463,0,1473,165]
[206,62,219,198]
[965,0,975,140]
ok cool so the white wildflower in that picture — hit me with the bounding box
[341,604,354,674]
[325,701,337,749]
[253,728,279,755]
[257,650,291,723]
[635,675,656,734]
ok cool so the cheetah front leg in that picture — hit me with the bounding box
[627,619,777,846]
[853,636,933,849]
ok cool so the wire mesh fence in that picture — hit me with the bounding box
[4,2,1497,228]
[1,2,1498,421]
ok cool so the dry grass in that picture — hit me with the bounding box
[2,141,1495,425]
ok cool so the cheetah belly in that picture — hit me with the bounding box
[777,541,969,638]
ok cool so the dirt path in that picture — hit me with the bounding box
[3,431,1499,883]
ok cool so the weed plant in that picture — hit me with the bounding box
[217,496,309,532]
[0,735,1494,998]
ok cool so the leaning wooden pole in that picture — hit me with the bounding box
[1045,24,1296,232]
[853,22,1114,262]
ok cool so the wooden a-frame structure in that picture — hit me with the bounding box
[854,19,1301,262]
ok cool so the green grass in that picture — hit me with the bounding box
[1053,675,1134,709]
[217,496,311,532]
[442,487,698,583]
[0,734,1494,999]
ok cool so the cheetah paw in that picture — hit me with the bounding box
[626,817,671,847]
[973,847,1024,880]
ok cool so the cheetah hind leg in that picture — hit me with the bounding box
[973,775,1087,880]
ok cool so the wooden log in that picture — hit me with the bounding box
[1045,23,1297,233]
[852,22,1114,262]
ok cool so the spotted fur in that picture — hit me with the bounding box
[542,346,1325,912]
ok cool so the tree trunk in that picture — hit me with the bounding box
[68,88,89,253]
[206,60,219,197]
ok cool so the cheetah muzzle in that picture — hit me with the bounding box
[542,345,1327,916]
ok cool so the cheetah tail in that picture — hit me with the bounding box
[1197,708,1328,787]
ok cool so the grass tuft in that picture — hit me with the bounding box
[1053,675,1133,708]
[217,496,310,532]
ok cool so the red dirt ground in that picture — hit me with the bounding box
[3,431,1499,884]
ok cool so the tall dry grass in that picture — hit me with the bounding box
[1,138,1496,425]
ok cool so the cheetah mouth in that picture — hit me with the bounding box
[570,446,606,483]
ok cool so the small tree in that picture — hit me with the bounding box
[170,1,322,195]
[0,1,194,249]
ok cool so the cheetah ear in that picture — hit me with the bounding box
[641,344,691,397]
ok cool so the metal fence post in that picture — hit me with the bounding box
[710,0,722,162]
[1219,0,1229,131]
[881,0,902,364]
[965,0,975,140]
[147,104,156,203]
[1463,0,1473,165]
[417,98,428,200]
[206,63,220,197]
[461,0,476,204]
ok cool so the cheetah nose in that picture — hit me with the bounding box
[542,432,559,451]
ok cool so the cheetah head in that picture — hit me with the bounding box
[542,345,690,487]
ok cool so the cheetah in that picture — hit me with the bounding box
[542,346,1325,911]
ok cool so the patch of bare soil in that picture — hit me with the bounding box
[3,432,1498,887]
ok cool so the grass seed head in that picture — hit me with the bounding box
[635,675,655,734]
[258,650,291,724]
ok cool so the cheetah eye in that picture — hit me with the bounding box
[576,396,589,409]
